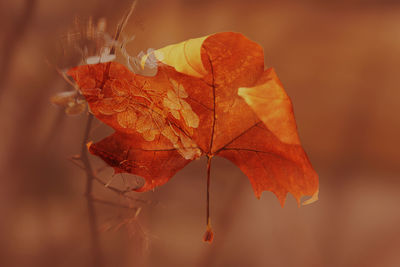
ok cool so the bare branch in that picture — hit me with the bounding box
[92,175,155,205]
[110,0,138,55]
[80,114,103,267]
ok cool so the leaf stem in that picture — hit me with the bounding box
[203,155,214,243]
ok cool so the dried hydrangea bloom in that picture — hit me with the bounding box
[163,79,199,128]
[135,108,165,141]
[68,62,202,160]
[96,79,150,132]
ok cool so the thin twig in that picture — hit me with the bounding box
[96,163,110,173]
[68,156,85,170]
[68,142,157,205]
[80,114,103,267]
[92,175,155,205]
[69,155,154,205]
[110,0,138,55]
[73,3,139,265]
[93,175,130,194]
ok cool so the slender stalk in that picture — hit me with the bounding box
[69,156,155,205]
[81,114,103,267]
[66,2,139,265]
[92,175,154,205]
[198,179,246,266]
[203,156,214,243]
[110,0,138,55]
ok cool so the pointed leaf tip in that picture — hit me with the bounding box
[302,188,319,206]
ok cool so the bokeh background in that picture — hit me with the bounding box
[1,0,400,266]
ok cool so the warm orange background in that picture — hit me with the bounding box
[1,0,399,266]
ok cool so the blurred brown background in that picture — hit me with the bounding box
[1,0,400,266]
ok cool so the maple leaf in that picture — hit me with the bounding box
[67,32,319,241]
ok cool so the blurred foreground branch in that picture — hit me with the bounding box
[80,114,103,267]
[74,3,139,266]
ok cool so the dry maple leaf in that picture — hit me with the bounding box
[68,32,319,242]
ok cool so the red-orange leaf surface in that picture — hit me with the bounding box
[68,32,318,207]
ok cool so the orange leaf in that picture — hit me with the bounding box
[68,32,318,211]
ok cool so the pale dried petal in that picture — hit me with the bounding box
[180,100,199,128]
[136,115,152,133]
[134,105,147,116]
[167,89,179,103]
[163,97,180,110]
[150,112,166,131]
[117,109,137,129]
[111,79,130,96]
[177,84,188,98]
[177,132,201,160]
[170,109,180,120]
[179,132,195,149]
[113,98,130,112]
[171,79,188,98]
[100,54,116,63]
[130,85,149,99]
[86,56,101,65]
[142,129,158,141]
[98,98,116,115]
[161,126,179,144]
[170,79,179,90]
[152,106,164,115]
